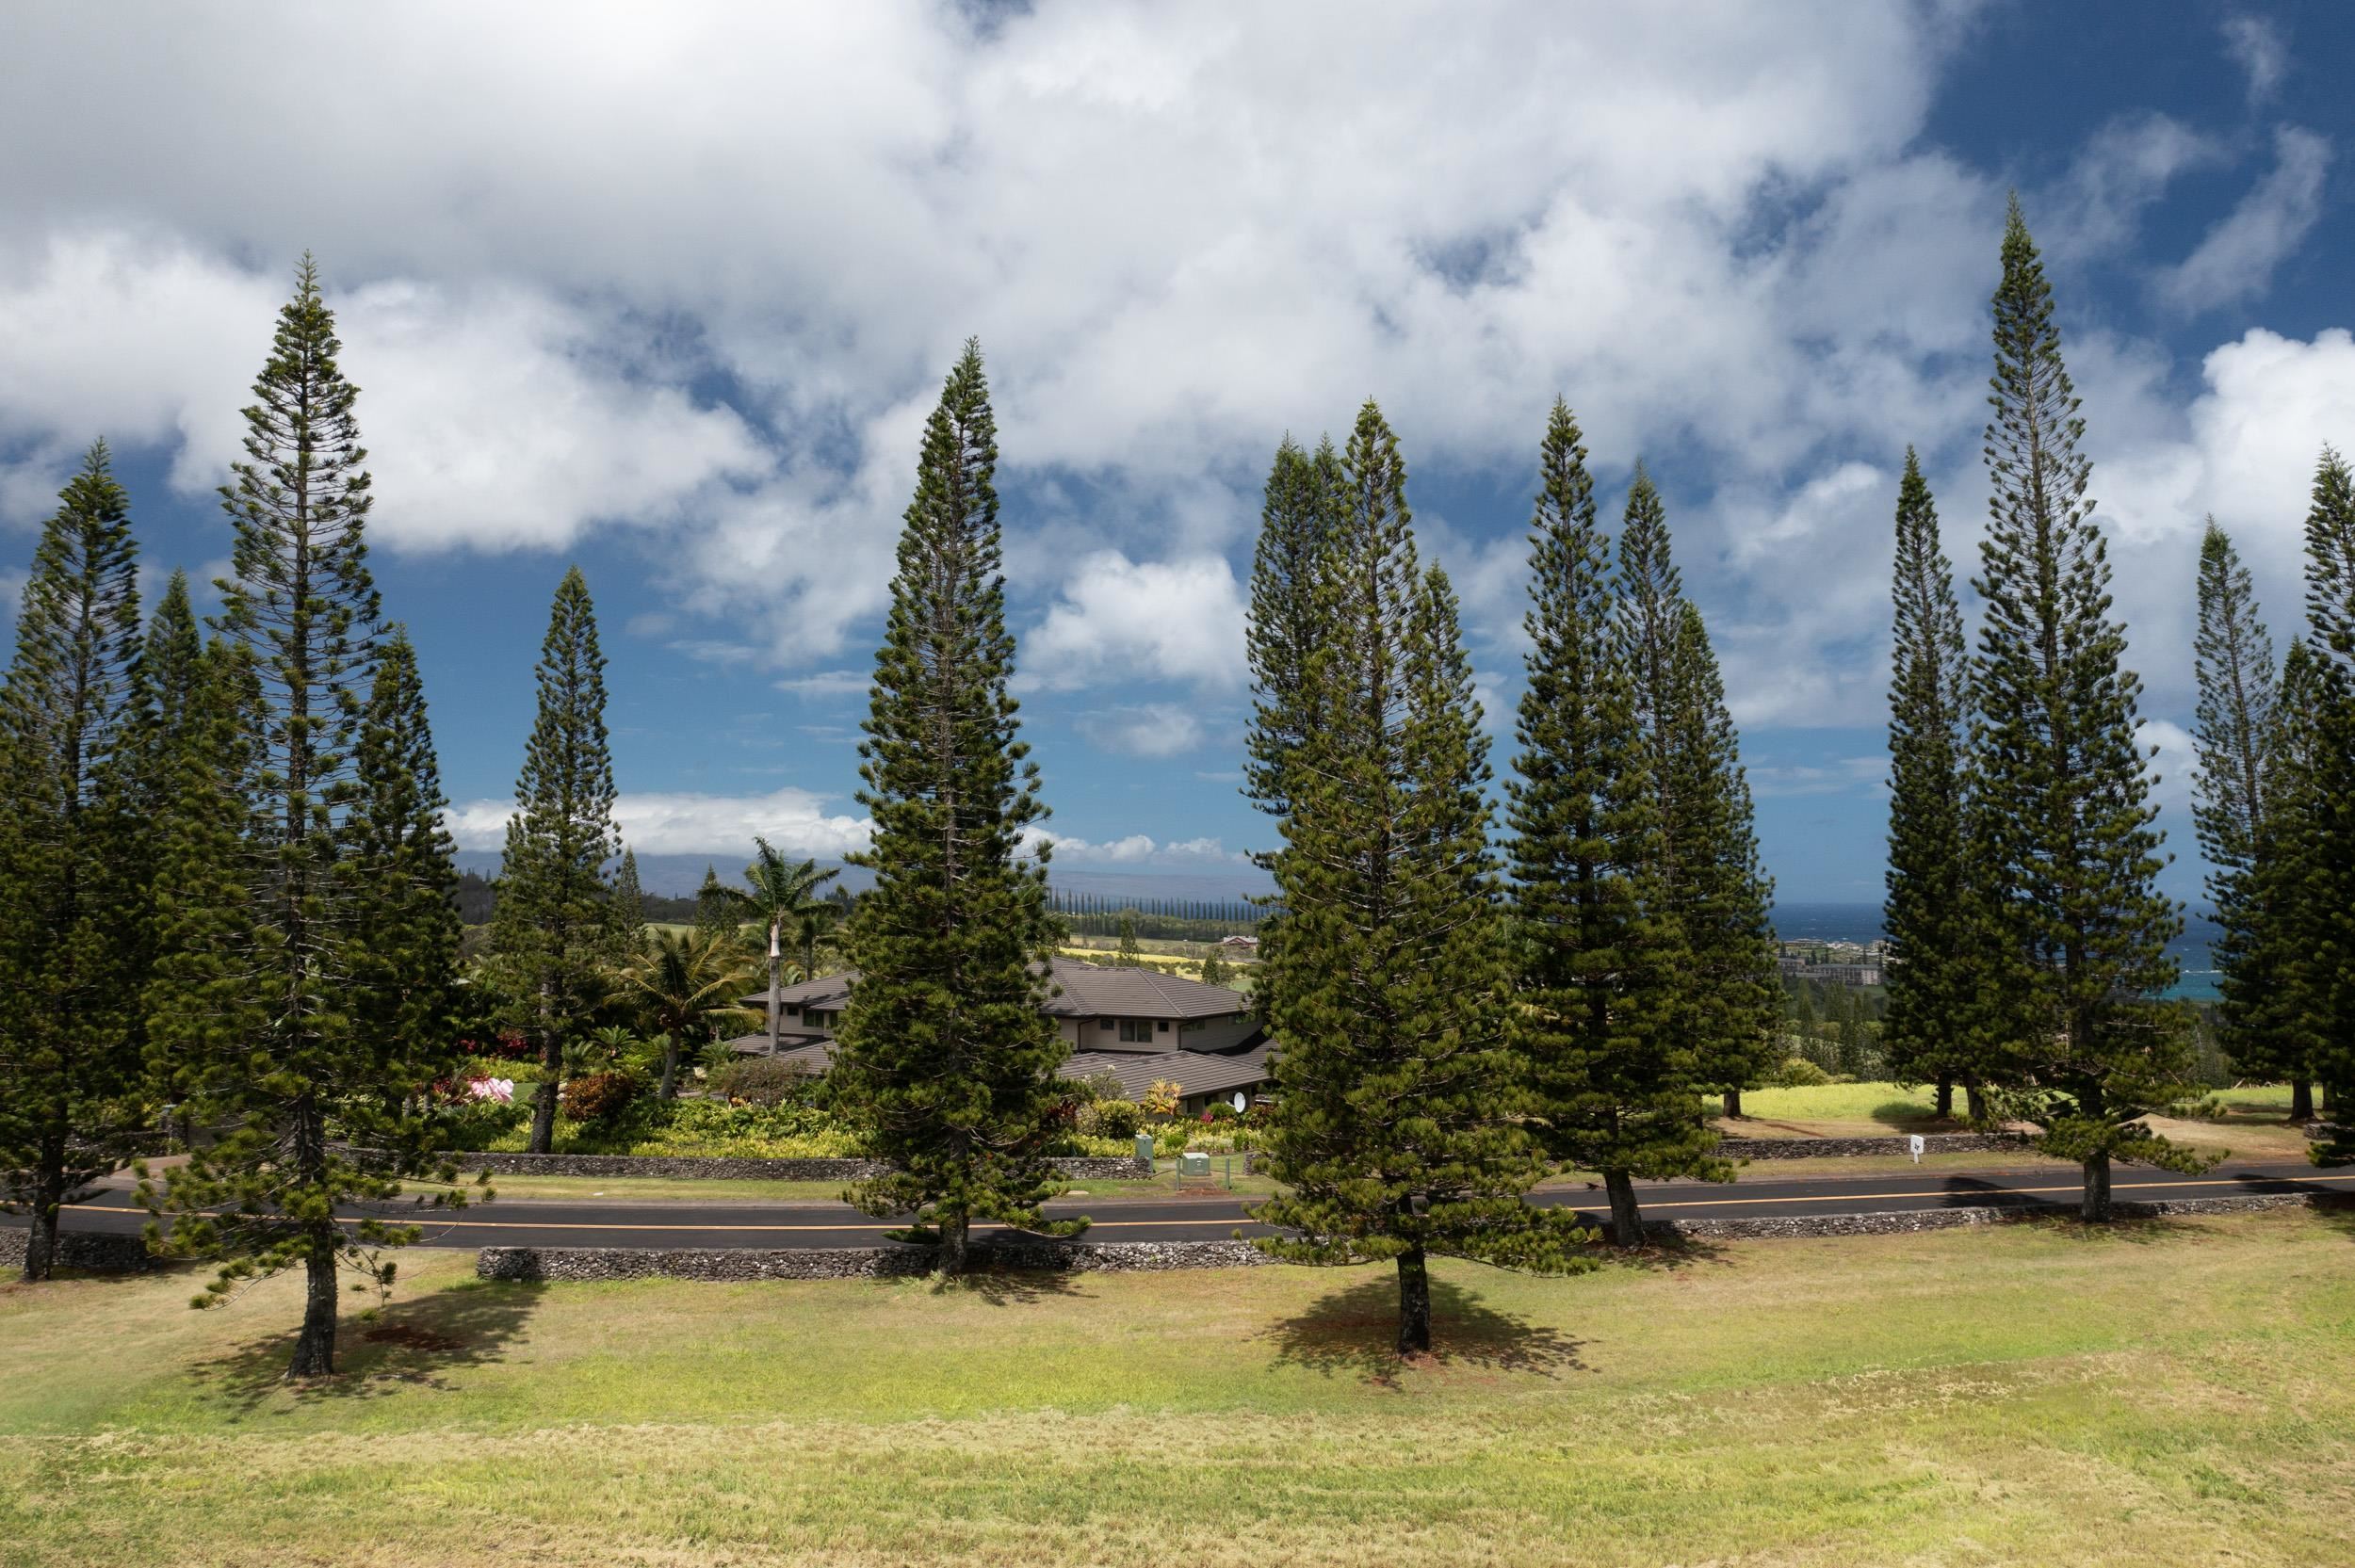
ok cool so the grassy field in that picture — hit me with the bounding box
[3,1209,2350,1565]
[1720,1081,2322,1160]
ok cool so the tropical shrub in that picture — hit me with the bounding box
[710,1056,818,1107]
[1140,1079,1181,1120]
[1766,1056,1834,1088]
[1079,1098,1144,1140]
[560,1069,642,1124]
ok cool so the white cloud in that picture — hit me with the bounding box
[447,785,871,858]
[1074,703,1210,757]
[2045,114,2226,260]
[1027,828,1247,866]
[1021,551,1248,691]
[2155,127,2332,315]
[0,1,1975,666]
[1749,756,1888,798]
[0,232,772,554]
[2220,14,2288,105]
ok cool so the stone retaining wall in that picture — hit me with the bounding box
[477,1237,1270,1282]
[1717,1132,2033,1160]
[1655,1188,2348,1240]
[0,1226,155,1273]
[452,1152,1152,1183]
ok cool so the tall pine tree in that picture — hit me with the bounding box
[1616,467,1778,1119]
[488,568,625,1156]
[1971,200,2202,1220]
[825,341,1077,1275]
[2298,447,2355,1155]
[613,847,646,935]
[1506,402,1714,1247]
[1882,449,1990,1116]
[1243,434,1343,835]
[0,443,149,1282]
[349,629,464,1113]
[1254,401,1588,1353]
[2190,524,2307,1114]
[143,261,469,1375]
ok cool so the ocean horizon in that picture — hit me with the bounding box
[1772,901,2221,1003]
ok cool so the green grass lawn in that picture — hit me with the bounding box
[3,1208,2350,1565]
[1725,1080,2325,1162]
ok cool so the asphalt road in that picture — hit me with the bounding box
[24,1158,2353,1250]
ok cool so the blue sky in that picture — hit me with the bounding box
[3,2,2352,903]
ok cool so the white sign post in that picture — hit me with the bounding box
[1908,1133,1925,1164]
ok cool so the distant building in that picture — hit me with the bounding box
[729,956,1270,1115]
[1217,933,1260,952]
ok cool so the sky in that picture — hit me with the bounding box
[3,1,2351,904]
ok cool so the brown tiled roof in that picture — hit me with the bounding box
[739,957,1248,1022]
[1061,1043,1272,1101]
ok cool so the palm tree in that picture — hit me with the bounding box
[719,839,841,1053]
[609,927,762,1099]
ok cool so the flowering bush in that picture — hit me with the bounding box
[560,1070,642,1125]
[1140,1079,1182,1120]
[467,1076,515,1104]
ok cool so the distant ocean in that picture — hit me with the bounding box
[1771,901,2221,1003]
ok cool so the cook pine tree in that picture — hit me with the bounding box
[1615,466,1778,1120]
[0,443,150,1283]
[1242,433,1343,838]
[1252,400,1589,1353]
[613,847,646,935]
[2298,447,2355,1156]
[2189,523,2309,1116]
[825,340,1080,1275]
[349,629,466,1118]
[490,567,627,1156]
[141,259,470,1376]
[1881,449,1990,1118]
[1505,401,1717,1247]
[1970,200,2204,1220]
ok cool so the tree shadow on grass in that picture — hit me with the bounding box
[928,1256,1091,1306]
[1600,1232,1738,1271]
[1259,1272,1590,1386]
[185,1275,546,1413]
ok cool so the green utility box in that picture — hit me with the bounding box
[1178,1151,1211,1182]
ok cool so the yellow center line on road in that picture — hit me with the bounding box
[61,1171,2350,1236]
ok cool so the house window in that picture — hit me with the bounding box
[1118,1019,1155,1043]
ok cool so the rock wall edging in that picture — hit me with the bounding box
[0,1226,156,1272]
[477,1237,1271,1281]
[453,1152,1152,1182]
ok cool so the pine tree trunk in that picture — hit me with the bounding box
[20,1142,65,1284]
[1935,1077,1954,1118]
[2289,1080,2314,1123]
[2080,1151,2112,1223]
[1964,1076,1989,1123]
[1602,1169,1645,1248]
[528,979,560,1154]
[768,923,784,1056]
[286,1237,339,1378]
[937,1211,969,1276]
[1395,1245,1432,1356]
[1722,1088,1744,1119]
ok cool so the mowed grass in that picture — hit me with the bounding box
[3,1210,2352,1566]
[1724,1080,2329,1163]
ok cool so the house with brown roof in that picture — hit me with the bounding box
[729,956,1272,1115]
